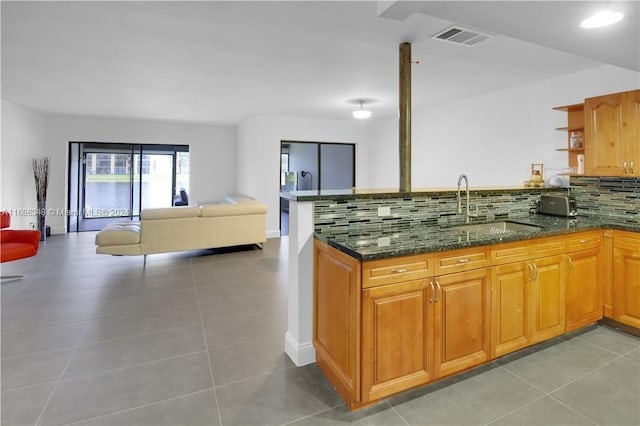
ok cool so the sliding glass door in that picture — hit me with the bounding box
[279,141,356,236]
[137,153,175,211]
[83,150,133,218]
[68,142,189,232]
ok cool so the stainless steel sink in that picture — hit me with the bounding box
[448,221,542,235]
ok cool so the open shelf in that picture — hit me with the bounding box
[553,102,584,173]
[556,148,584,152]
[555,126,584,132]
[553,103,584,112]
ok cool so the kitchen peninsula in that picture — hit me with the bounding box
[281,185,566,366]
[281,182,640,410]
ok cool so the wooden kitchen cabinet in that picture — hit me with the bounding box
[491,262,530,358]
[613,231,640,328]
[361,247,490,400]
[314,229,609,411]
[315,240,491,409]
[433,268,491,378]
[584,89,640,176]
[491,252,569,354]
[313,241,361,408]
[529,254,566,344]
[490,236,567,355]
[565,232,604,332]
[361,279,433,402]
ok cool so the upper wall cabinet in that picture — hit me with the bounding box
[584,89,640,176]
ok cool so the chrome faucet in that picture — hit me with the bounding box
[457,174,478,224]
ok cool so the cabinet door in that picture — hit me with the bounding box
[361,280,433,402]
[584,92,625,176]
[530,255,566,344]
[314,241,361,407]
[623,90,640,176]
[433,268,491,378]
[613,247,640,328]
[491,262,531,358]
[566,248,603,332]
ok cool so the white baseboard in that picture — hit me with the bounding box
[267,230,281,239]
[51,226,65,235]
[284,332,316,366]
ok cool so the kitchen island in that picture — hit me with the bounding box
[313,213,640,410]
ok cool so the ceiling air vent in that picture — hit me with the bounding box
[432,26,494,47]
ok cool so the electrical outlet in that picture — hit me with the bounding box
[377,236,390,247]
[377,206,391,217]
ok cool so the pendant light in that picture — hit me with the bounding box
[352,101,372,119]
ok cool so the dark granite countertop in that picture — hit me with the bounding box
[280,186,563,202]
[315,214,640,261]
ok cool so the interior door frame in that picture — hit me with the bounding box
[279,140,356,234]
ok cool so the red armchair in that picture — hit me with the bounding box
[1,211,41,281]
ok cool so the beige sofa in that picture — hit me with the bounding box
[95,194,267,259]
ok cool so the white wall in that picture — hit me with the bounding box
[41,114,237,234]
[363,65,640,189]
[237,115,367,237]
[1,100,47,228]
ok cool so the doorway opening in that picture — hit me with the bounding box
[68,142,189,232]
[279,141,355,236]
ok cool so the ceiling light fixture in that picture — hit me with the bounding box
[352,101,372,119]
[580,10,624,28]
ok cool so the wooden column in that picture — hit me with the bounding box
[399,42,412,192]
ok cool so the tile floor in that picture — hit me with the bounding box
[1,232,639,426]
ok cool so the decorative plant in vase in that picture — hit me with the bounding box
[32,157,50,241]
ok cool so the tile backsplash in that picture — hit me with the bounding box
[311,178,638,235]
[571,177,640,224]
[314,189,567,234]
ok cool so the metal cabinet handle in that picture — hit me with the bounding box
[624,161,628,173]
[567,256,574,273]
[456,258,470,264]
[527,263,533,281]
[579,239,589,243]
[631,161,635,174]
[434,280,442,303]
[429,281,436,303]
[528,263,538,281]
[391,268,408,274]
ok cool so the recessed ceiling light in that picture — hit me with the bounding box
[581,10,624,28]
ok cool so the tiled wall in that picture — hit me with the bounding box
[312,178,639,234]
[570,177,640,224]
[314,189,567,233]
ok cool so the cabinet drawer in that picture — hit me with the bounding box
[362,254,433,288]
[567,231,602,252]
[530,236,566,257]
[491,241,529,265]
[492,236,566,265]
[434,246,489,275]
[613,230,640,251]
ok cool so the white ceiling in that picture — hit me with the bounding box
[1,1,637,125]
